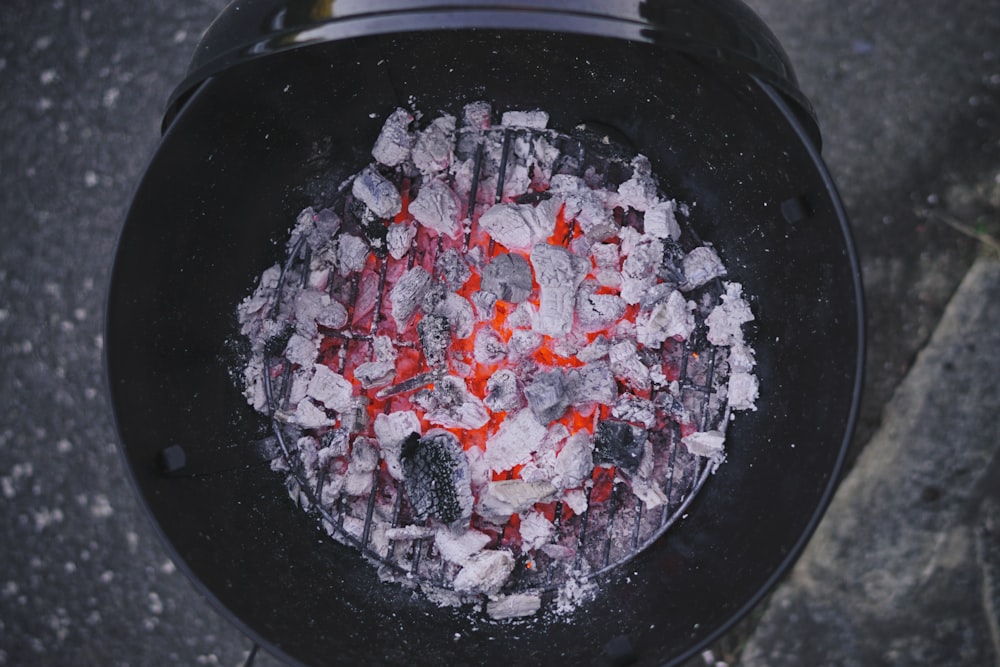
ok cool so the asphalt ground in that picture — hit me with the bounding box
[1,1,998,665]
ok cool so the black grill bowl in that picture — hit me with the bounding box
[106,4,863,666]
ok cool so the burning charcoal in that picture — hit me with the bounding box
[419,281,448,315]
[386,221,417,260]
[478,479,558,522]
[500,109,549,129]
[620,235,665,304]
[293,291,330,339]
[401,429,473,525]
[524,369,569,423]
[305,364,354,413]
[390,266,432,329]
[531,243,590,336]
[615,155,659,212]
[461,101,491,130]
[427,376,489,430]
[565,362,617,408]
[372,108,415,167]
[283,332,319,367]
[473,327,507,365]
[630,439,667,509]
[337,234,369,277]
[410,178,462,239]
[340,396,369,434]
[321,427,350,458]
[637,282,677,310]
[576,334,610,363]
[593,419,647,476]
[386,525,436,541]
[612,394,656,428]
[290,398,335,430]
[345,437,380,496]
[487,593,543,621]
[412,114,456,176]
[572,189,617,241]
[483,369,524,413]
[682,246,726,290]
[453,549,515,596]
[681,430,726,464]
[562,488,589,515]
[353,358,396,389]
[506,329,543,360]
[372,335,397,363]
[727,372,759,411]
[418,314,451,366]
[373,410,421,481]
[636,290,695,347]
[706,282,754,346]
[653,389,691,424]
[553,432,594,490]
[432,292,475,340]
[434,526,491,565]
[506,301,536,329]
[576,283,627,333]
[590,242,621,288]
[480,252,533,303]
[643,199,680,240]
[471,290,497,321]
[728,342,757,374]
[608,339,650,391]
[435,248,472,290]
[351,165,402,219]
[479,202,555,251]
[519,510,555,550]
[484,408,546,473]
[657,236,687,285]
[315,300,348,330]
[291,206,342,252]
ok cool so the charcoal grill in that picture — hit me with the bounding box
[106,1,864,665]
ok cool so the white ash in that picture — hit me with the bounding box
[590,242,622,288]
[728,342,757,374]
[432,292,474,340]
[471,289,497,320]
[315,299,348,329]
[473,327,507,365]
[483,369,525,413]
[293,290,327,338]
[565,362,617,408]
[305,364,354,413]
[620,235,665,305]
[289,398,335,430]
[682,430,726,463]
[523,368,570,423]
[479,202,556,251]
[435,248,472,290]
[373,410,420,480]
[352,165,402,219]
[411,114,455,176]
[629,439,667,509]
[500,109,549,129]
[614,155,659,212]
[389,266,431,329]
[636,290,695,347]
[386,221,417,260]
[478,479,559,522]
[608,339,651,391]
[283,332,319,367]
[385,524,435,541]
[371,335,397,363]
[507,329,544,361]
[372,107,415,167]
[706,282,754,346]
[484,408,546,473]
[409,178,462,239]
[612,394,657,429]
[344,437,380,496]
[553,432,594,490]
[561,487,589,516]
[353,360,395,389]
[337,234,369,276]
[487,593,543,621]
[480,252,533,303]
[434,526,492,565]
[727,372,759,411]
[506,301,537,329]
[531,243,590,336]
[643,199,681,240]
[461,100,492,130]
[576,283,627,333]
[576,335,610,363]
[418,314,450,366]
[453,550,515,596]
[519,510,556,550]
[425,376,489,430]
[682,246,727,289]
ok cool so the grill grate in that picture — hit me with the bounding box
[256,123,730,598]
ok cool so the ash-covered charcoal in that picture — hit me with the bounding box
[239,103,764,613]
[401,430,473,525]
[480,252,533,303]
[523,368,569,423]
[418,314,451,366]
[435,248,472,290]
[410,179,462,239]
[372,107,415,167]
[483,369,524,413]
[593,420,647,476]
[352,165,402,219]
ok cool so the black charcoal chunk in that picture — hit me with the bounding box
[593,420,647,476]
[435,248,472,290]
[658,237,687,285]
[417,314,450,366]
[523,369,570,423]
[401,430,473,525]
[481,253,533,303]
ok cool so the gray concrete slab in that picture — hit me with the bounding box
[739,255,1000,666]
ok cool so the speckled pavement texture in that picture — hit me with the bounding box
[1,0,998,665]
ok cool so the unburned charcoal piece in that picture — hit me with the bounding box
[593,420,647,476]
[401,430,473,525]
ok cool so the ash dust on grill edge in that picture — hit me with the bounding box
[235,102,759,620]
